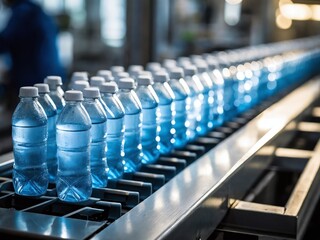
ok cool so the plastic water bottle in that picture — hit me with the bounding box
[83,88,108,188]
[192,63,213,135]
[12,86,49,196]
[45,76,65,115]
[100,82,125,179]
[117,78,142,172]
[56,90,92,202]
[183,65,204,141]
[135,75,160,163]
[34,83,58,183]
[152,72,175,154]
[168,68,190,149]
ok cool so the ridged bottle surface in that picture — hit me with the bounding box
[12,89,49,196]
[56,91,92,202]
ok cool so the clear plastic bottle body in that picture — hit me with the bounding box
[48,88,65,115]
[101,93,125,179]
[207,69,225,128]
[12,97,49,196]
[168,78,190,148]
[56,100,92,202]
[38,93,58,183]
[117,89,142,172]
[196,72,213,134]
[184,75,204,141]
[135,85,159,163]
[83,98,108,188]
[152,82,175,154]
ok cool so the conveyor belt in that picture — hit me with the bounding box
[0,78,319,239]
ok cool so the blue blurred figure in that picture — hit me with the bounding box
[0,0,64,94]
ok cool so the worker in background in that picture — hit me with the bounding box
[0,0,64,106]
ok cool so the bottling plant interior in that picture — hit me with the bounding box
[0,0,320,239]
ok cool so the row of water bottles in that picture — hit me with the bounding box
[12,36,320,202]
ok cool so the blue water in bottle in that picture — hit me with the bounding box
[100,82,125,179]
[136,75,160,163]
[117,78,142,172]
[206,62,225,128]
[183,65,204,141]
[194,63,214,134]
[12,86,49,196]
[45,76,65,115]
[153,72,175,155]
[168,68,190,149]
[34,83,58,183]
[83,88,108,188]
[56,90,92,202]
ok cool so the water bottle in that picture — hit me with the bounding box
[153,72,175,154]
[45,76,65,115]
[117,78,142,172]
[135,75,160,163]
[83,88,108,188]
[12,86,49,196]
[191,63,213,135]
[34,83,58,183]
[56,90,92,202]
[100,82,125,179]
[168,68,190,149]
[183,65,204,141]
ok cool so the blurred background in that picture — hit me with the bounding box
[0,0,320,154]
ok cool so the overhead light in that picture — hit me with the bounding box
[276,14,292,29]
[311,5,320,20]
[280,3,312,20]
[225,0,242,5]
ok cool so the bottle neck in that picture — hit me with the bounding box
[20,97,37,102]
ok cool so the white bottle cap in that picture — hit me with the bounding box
[71,72,89,82]
[128,65,143,74]
[114,72,129,82]
[118,78,135,89]
[169,68,184,79]
[137,75,152,86]
[153,72,169,83]
[146,62,161,72]
[100,82,118,93]
[19,86,39,98]
[97,70,112,81]
[83,87,101,98]
[111,66,125,74]
[90,76,105,87]
[45,76,62,86]
[73,80,90,91]
[34,83,50,93]
[183,65,197,77]
[65,90,83,101]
